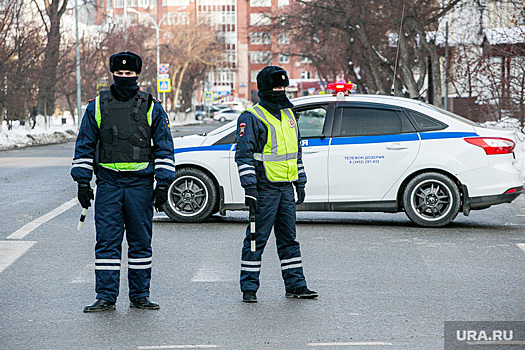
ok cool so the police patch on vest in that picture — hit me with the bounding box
[289,118,295,128]
[239,123,246,137]
[165,115,170,129]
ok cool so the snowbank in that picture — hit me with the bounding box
[0,121,77,150]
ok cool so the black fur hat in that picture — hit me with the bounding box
[256,66,289,92]
[109,51,142,74]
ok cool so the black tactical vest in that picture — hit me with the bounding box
[98,90,153,164]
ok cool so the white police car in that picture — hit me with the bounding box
[165,84,523,227]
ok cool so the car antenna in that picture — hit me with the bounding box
[391,4,406,96]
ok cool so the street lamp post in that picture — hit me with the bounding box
[126,7,187,99]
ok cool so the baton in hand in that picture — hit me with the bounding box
[249,209,256,252]
[77,208,88,231]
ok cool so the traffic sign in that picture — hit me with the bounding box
[158,64,169,75]
[157,74,170,80]
[204,91,213,101]
[157,79,171,93]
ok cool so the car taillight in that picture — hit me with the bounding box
[463,137,515,155]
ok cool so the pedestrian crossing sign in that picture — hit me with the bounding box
[157,79,171,93]
[204,91,213,101]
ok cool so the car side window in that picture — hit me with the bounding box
[334,107,415,137]
[295,106,327,138]
[214,130,237,145]
[404,109,448,131]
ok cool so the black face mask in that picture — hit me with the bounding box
[112,75,139,101]
[262,90,287,102]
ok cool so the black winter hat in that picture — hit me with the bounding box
[256,66,289,92]
[109,51,142,74]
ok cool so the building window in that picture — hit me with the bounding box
[278,33,289,45]
[250,32,271,45]
[301,71,311,79]
[164,13,190,25]
[114,0,124,8]
[250,13,271,26]
[127,0,137,7]
[279,54,289,64]
[138,0,149,7]
[301,56,312,64]
[278,0,290,7]
[250,51,272,64]
[251,70,259,82]
[250,0,271,7]
[162,0,190,5]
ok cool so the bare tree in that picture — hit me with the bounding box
[271,0,461,106]
[32,0,68,117]
[161,20,223,113]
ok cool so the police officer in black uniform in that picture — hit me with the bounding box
[71,51,175,312]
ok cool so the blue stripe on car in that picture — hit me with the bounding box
[330,133,420,146]
[174,144,232,154]
[419,132,478,140]
[174,132,479,152]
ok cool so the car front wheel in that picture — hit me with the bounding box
[402,172,460,227]
[163,168,218,222]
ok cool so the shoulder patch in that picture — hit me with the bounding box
[239,122,246,137]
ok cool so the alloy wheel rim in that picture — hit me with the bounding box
[410,179,453,221]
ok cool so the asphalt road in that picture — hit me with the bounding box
[1,124,525,350]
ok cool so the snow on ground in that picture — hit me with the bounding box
[1,115,524,184]
[0,121,77,150]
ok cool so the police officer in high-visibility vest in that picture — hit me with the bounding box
[235,66,318,303]
[71,51,175,312]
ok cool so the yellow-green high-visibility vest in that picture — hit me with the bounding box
[246,104,299,182]
[95,94,154,171]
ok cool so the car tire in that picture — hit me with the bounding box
[219,117,226,123]
[402,172,460,227]
[163,168,218,222]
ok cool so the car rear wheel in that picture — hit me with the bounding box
[163,168,218,222]
[402,172,460,227]
[219,117,226,123]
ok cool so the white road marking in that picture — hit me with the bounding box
[517,244,525,252]
[0,241,37,274]
[307,342,393,347]
[7,198,78,240]
[138,345,219,349]
[191,265,236,282]
[70,263,94,284]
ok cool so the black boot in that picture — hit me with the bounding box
[130,297,160,310]
[83,299,116,313]
[242,290,257,303]
[286,286,318,299]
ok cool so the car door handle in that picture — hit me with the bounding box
[386,143,408,150]
[303,148,320,154]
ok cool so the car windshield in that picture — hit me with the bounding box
[207,121,236,135]
[422,103,480,127]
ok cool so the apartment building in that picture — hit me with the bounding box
[92,0,317,103]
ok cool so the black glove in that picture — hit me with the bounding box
[77,183,94,208]
[295,184,306,205]
[244,187,258,214]
[153,185,169,211]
